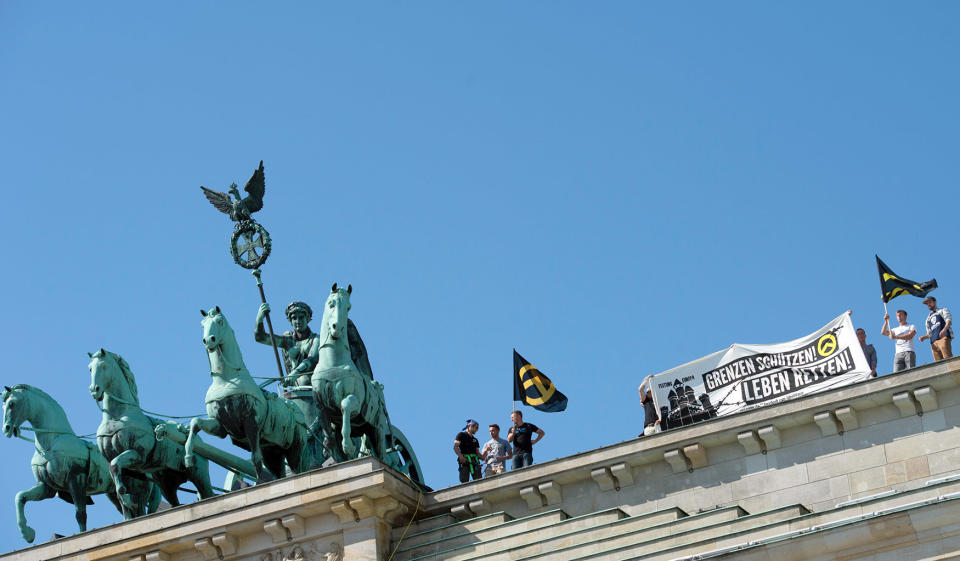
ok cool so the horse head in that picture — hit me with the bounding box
[88,348,139,405]
[200,306,231,352]
[201,306,247,376]
[323,283,352,342]
[2,385,28,439]
[87,348,109,402]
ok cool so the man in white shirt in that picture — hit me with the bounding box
[881,309,917,372]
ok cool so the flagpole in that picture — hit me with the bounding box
[512,349,517,416]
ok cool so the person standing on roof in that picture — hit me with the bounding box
[882,309,917,372]
[919,296,953,361]
[454,419,482,483]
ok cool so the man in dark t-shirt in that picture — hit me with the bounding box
[507,410,545,469]
[454,419,482,483]
[638,378,661,435]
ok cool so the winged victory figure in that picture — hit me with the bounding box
[201,160,266,222]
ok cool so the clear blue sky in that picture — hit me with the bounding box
[2,2,958,549]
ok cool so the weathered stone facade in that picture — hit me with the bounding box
[6,357,960,560]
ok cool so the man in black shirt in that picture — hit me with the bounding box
[507,410,544,469]
[454,419,482,483]
[638,378,661,436]
[857,328,878,377]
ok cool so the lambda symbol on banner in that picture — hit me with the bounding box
[519,364,556,405]
[817,333,838,357]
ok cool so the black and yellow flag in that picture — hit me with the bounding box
[513,350,568,412]
[876,255,937,303]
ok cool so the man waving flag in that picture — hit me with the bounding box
[513,350,568,412]
[876,255,938,303]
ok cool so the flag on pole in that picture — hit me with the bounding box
[876,255,938,303]
[513,350,568,412]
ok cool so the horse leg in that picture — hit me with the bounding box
[117,475,145,517]
[340,394,360,458]
[105,489,124,517]
[147,481,162,513]
[66,469,90,533]
[155,472,182,507]
[262,448,287,480]
[109,449,145,517]
[241,413,271,483]
[313,391,345,463]
[186,455,216,500]
[15,481,55,543]
[373,416,390,461]
[285,432,309,473]
[186,416,225,468]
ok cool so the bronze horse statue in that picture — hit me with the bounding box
[312,284,424,484]
[2,384,157,542]
[186,307,318,482]
[89,349,215,515]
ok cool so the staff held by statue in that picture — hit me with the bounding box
[200,160,286,384]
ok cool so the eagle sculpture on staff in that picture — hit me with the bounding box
[201,160,266,222]
[200,160,272,269]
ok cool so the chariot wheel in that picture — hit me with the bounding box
[385,424,425,486]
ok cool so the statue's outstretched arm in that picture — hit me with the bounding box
[254,303,292,349]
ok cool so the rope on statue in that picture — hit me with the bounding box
[251,374,290,390]
[19,426,98,441]
[96,392,202,420]
[386,489,423,561]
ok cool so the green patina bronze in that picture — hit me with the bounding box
[201,160,272,270]
[1,385,158,543]
[0,162,429,541]
[312,284,424,484]
[255,301,320,388]
[202,161,289,389]
[88,349,216,515]
[187,307,324,482]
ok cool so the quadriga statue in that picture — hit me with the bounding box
[312,284,424,485]
[1,385,158,542]
[186,306,319,482]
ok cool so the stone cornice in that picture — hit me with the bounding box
[3,457,422,561]
[6,357,959,560]
[427,357,960,512]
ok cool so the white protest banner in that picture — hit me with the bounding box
[648,313,870,430]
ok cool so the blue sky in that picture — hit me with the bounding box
[2,2,958,549]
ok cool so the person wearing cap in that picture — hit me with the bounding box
[454,419,482,483]
[638,377,661,435]
[254,301,320,387]
[881,309,917,372]
[919,296,953,361]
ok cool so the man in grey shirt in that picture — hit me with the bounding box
[480,424,512,477]
[857,328,877,377]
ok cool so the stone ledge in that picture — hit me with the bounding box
[427,358,960,512]
[3,458,421,561]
